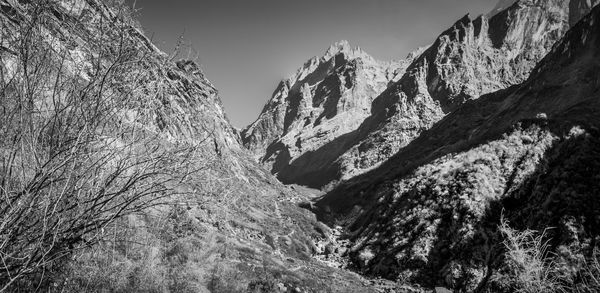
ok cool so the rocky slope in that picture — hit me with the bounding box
[241,41,419,186]
[245,0,599,189]
[0,1,383,292]
[316,4,600,292]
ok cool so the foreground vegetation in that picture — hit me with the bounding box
[0,1,378,292]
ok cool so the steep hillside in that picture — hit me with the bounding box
[0,1,382,292]
[246,0,598,189]
[316,4,600,292]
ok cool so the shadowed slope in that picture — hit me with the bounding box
[253,0,598,189]
[314,5,600,291]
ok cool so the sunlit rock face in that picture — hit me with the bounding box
[332,0,587,180]
[241,40,419,186]
[245,0,598,189]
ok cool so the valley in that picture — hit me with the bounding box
[0,0,599,292]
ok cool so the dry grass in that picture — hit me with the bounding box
[571,248,600,293]
[499,217,566,293]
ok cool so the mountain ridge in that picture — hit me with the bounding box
[241,40,417,186]
[314,3,600,291]
[243,0,598,190]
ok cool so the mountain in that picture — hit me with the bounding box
[0,1,382,292]
[315,3,600,291]
[244,0,599,189]
[241,40,419,186]
[4,0,600,292]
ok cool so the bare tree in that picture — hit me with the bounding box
[0,1,209,290]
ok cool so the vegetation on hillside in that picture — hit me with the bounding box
[0,0,200,289]
[0,1,382,292]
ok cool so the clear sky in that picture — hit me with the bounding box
[124,0,499,128]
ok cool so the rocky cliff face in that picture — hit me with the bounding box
[244,0,599,189]
[0,1,381,291]
[316,4,600,291]
[241,41,419,186]
[328,0,600,187]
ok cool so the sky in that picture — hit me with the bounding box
[124,0,499,128]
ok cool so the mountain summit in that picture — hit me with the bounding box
[243,0,600,189]
[241,40,415,186]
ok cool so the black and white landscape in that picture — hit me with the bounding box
[0,0,599,292]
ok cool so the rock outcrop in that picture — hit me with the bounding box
[326,0,600,187]
[317,4,600,291]
[244,0,599,189]
[241,40,419,186]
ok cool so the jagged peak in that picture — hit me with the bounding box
[322,39,373,61]
[432,13,476,44]
[406,46,429,60]
[460,13,472,22]
[284,55,321,85]
[438,13,474,36]
[324,40,352,57]
[280,40,381,86]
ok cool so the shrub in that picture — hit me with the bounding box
[0,1,199,290]
[498,218,565,293]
